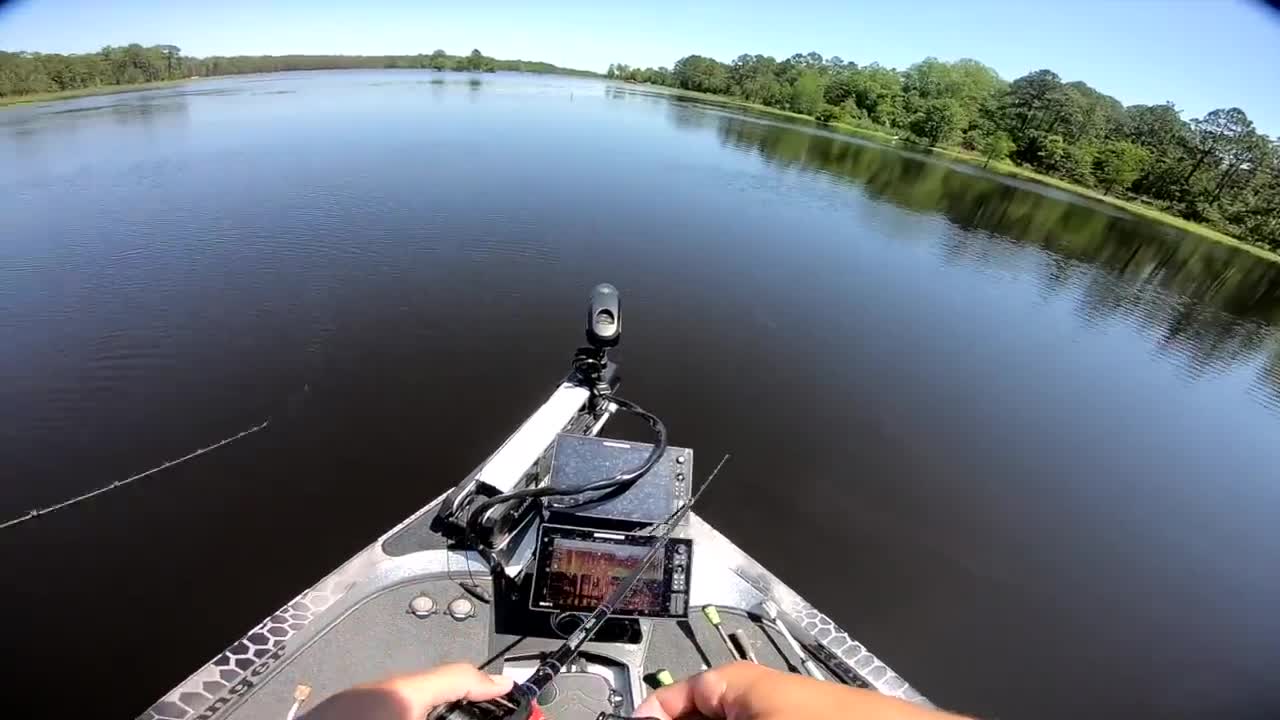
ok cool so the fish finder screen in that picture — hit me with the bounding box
[540,537,665,613]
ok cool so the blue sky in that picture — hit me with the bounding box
[3,0,1278,134]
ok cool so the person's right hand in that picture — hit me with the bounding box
[633,662,963,720]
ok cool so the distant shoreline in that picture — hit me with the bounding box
[627,83,1280,264]
[5,69,1274,264]
[0,44,598,109]
[0,78,196,107]
[0,68,597,110]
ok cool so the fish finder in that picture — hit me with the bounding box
[529,525,692,618]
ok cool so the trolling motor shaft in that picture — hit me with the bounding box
[435,284,624,543]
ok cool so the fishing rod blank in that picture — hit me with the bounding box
[432,454,730,720]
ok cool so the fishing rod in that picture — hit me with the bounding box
[433,453,731,720]
[0,418,272,531]
[2,383,313,532]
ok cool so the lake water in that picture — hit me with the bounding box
[3,71,1279,719]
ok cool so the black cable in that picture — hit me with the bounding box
[461,393,667,557]
[550,396,667,509]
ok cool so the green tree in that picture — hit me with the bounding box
[979,131,1014,168]
[729,54,787,107]
[823,68,857,107]
[1002,69,1063,139]
[157,45,181,79]
[814,103,847,124]
[1017,130,1068,171]
[847,64,904,127]
[1060,81,1123,144]
[1094,140,1151,195]
[901,57,951,101]
[672,55,729,94]
[1209,130,1268,207]
[788,69,824,115]
[1225,140,1280,247]
[899,58,1002,141]
[1184,107,1254,187]
[459,49,495,72]
[1124,103,1188,151]
[908,98,961,146]
[1123,103,1192,200]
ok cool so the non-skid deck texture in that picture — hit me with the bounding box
[227,578,805,720]
[226,578,491,720]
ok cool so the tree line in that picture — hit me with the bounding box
[0,45,592,99]
[608,54,1279,250]
[706,107,1280,397]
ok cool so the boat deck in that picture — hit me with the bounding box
[142,503,929,720]
[221,573,815,720]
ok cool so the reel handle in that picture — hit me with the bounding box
[429,690,539,720]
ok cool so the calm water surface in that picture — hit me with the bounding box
[3,71,1280,719]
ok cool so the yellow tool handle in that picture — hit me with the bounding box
[701,605,722,626]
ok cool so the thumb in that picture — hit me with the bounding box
[633,668,731,720]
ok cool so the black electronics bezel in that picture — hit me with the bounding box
[528,523,691,619]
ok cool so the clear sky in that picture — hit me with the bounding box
[3,0,1279,134]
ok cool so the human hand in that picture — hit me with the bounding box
[633,662,961,720]
[302,663,514,720]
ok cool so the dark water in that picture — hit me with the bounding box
[3,71,1280,719]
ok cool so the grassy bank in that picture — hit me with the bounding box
[928,147,1280,262]
[630,83,1280,263]
[0,79,197,108]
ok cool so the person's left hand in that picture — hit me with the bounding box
[302,663,515,720]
